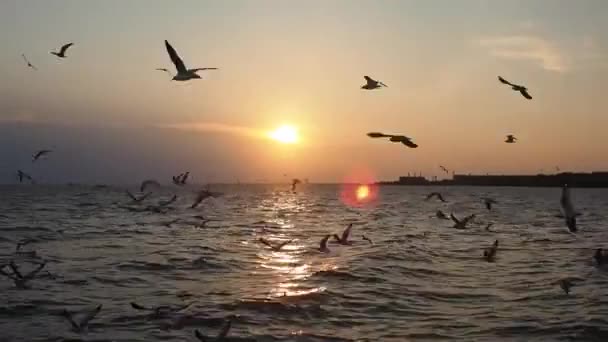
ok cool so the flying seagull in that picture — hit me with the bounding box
[367,132,389,138]
[126,190,152,203]
[61,304,102,333]
[140,179,160,192]
[426,192,446,202]
[319,235,331,253]
[436,210,450,220]
[361,235,373,244]
[195,317,232,342]
[172,172,189,185]
[361,76,387,90]
[505,135,517,143]
[17,170,34,183]
[439,165,449,174]
[21,54,37,70]
[367,132,418,148]
[50,43,74,58]
[259,238,293,251]
[560,184,578,233]
[483,240,499,262]
[130,302,191,317]
[451,213,476,229]
[498,76,532,100]
[556,277,583,295]
[164,40,218,81]
[483,198,497,211]
[333,223,354,245]
[0,261,46,288]
[291,178,301,192]
[32,150,52,162]
[191,188,222,209]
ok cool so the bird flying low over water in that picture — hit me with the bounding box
[172,172,189,185]
[333,224,354,245]
[0,261,46,288]
[436,210,450,220]
[362,235,373,244]
[483,240,498,262]
[367,132,418,148]
[291,178,301,192]
[426,192,446,202]
[191,188,223,209]
[483,198,497,210]
[21,54,37,70]
[361,76,387,90]
[560,184,578,233]
[498,76,532,100]
[32,150,52,162]
[61,304,102,333]
[50,43,74,58]
[140,179,160,192]
[451,213,476,229]
[164,40,218,81]
[259,238,294,251]
[505,135,517,143]
[17,170,34,183]
[195,318,232,342]
[319,235,331,253]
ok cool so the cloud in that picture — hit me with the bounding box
[157,121,267,139]
[478,35,568,72]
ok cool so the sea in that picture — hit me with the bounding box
[1,184,608,342]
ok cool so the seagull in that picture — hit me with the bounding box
[61,304,102,333]
[191,188,222,209]
[361,76,387,90]
[485,223,494,232]
[439,165,449,174]
[32,150,52,162]
[505,135,517,143]
[159,194,178,207]
[50,43,74,58]
[291,178,301,192]
[388,135,418,148]
[483,240,498,262]
[126,190,152,203]
[333,224,353,245]
[21,54,37,70]
[195,317,232,342]
[594,248,606,266]
[130,302,191,318]
[16,170,34,184]
[483,198,497,210]
[498,76,532,100]
[0,261,46,288]
[436,210,450,220]
[319,235,331,253]
[164,40,218,81]
[560,184,578,233]
[367,132,389,138]
[451,213,476,229]
[557,277,583,295]
[140,179,160,192]
[426,192,446,202]
[361,235,373,245]
[259,238,293,251]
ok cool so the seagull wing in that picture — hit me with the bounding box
[217,319,232,339]
[401,139,418,148]
[130,302,151,311]
[378,81,388,87]
[62,310,81,331]
[165,40,187,73]
[194,329,208,342]
[320,235,330,250]
[498,76,513,86]
[367,132,389,138]
[79,304,102,328]
[259,238,274,249]
[437,193,446,202]
[59,43,74,55]
[363,76,376,85]
[9,262,23,279]
[276,239,294,250]
[342,224,353,242]
[125,190,137,201]
[180,172,190,184]
[189,68,219,73]
[450,213,461,225]
[520,89,532,99]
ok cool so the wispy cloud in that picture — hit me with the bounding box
[157,121,267,139]
[478,35,568,72]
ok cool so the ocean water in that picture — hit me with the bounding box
[1,184,608,342]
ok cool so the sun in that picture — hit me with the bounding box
[356,184,370,201]
[270,125,299,144]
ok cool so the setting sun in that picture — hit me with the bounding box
[270,125,299,144]
[356,184,370,200]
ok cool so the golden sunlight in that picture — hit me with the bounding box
[356,184,370,201]
[269,125,299,144]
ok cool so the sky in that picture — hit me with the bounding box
[1,0,607,184]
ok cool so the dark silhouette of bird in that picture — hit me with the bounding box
[436,210,450,220]
[439,165,449,174]
[361,235,373,244]
[61,304,102,333]
[361,76,387,90]
[498,76,532,99]
[451,213,476,229]
[319,235,331,253]
[426,192,446,202]
[50,43,74,58]
[195,317,232,342]
[21,54,37,70]
[333,224,353,245]
[483,198,497,210]
[291,178,301,192]
[259,238,293,251]
[483,240,498,262]
[17,170,34,183]
[164,40,218,81]
[191,188,222,209]
[32,150,52,162]
[505,135,517,143]
[560,184,578,233]
[367,132,418,148]
[0,261,46,288]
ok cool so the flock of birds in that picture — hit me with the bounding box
[6,38,606,340]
